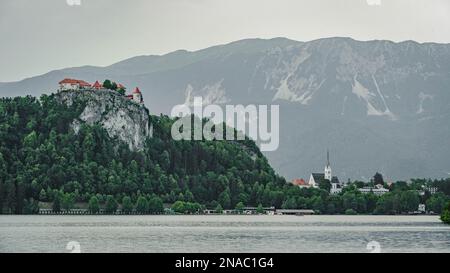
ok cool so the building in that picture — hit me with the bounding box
[126,87,143,104]
[242,206,276,215]
[92,80,102,89]
[308,173,323,188]
[59,78,92,90]
[425,186,438,195]
[324,149,332,181]
[132,87,143,103]
[358,184,389,196]
[330,176,342,194]
[58,78,144,104]
[275,209,315,215]
[308,150,342,193]
[418,204,426,213]
[292,178,311,189]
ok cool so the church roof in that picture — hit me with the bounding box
[331,176,340,184]
[311,173,325,181]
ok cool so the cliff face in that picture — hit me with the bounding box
[55,89,150,151]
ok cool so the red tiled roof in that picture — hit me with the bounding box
[117,83,125,89]
[133,87,141,94]
[92,81,102,89]
[292,178,307,186]
[59,78,91,87]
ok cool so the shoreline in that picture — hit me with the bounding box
[0,213,440,217]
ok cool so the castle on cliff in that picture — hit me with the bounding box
[58,78,143,104]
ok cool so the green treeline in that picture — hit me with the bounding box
[283,181,449,215]
[0,94,449,217]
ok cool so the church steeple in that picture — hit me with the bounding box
[327,149,330,167]
[324,149,332,181]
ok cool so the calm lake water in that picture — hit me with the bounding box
[0,215,449,253]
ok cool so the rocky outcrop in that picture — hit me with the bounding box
[55,89,150,151]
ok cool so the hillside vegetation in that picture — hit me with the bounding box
[0,93,288,214]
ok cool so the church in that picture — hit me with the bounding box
[308,150,342,194]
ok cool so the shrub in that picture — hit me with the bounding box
[345,208,357,215]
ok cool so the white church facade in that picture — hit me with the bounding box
[308,150,343,194]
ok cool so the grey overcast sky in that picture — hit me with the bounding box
[0,0,449,82]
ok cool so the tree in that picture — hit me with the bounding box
[103,80,113,90]
[345,208,357,215]
[136,196,149,214]
[172,200,185,214]
[105,195,118,214]
[215,203,223,214]
[256,203,264,214]
[318,178,331,192]
[426,193,448,214]
[218,188,231,209]
[0,181,4,214]
[117,88,126,96]
[122,196,133,214]
[184,202,202,214]
[441,202,450,224]
[235,202,245,213]
[24,198,40,214]
[399,191,420,213]
[342,191,358,212]
[373,172,384,186]
[88,196,100,214]
[311,196,325,213]
[282,197,297,209]
[52,192,61,213]
[61,193,75,211]
[148,196,164,214]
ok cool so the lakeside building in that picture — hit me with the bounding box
[308,150,343,194]
[275,209,315,215]
[358,184,389,196]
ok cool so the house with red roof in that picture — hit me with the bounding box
[292,178,311,188]
[92,81,102,90]
[59,78,91,90]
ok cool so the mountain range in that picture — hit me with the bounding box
[1,37,450,181]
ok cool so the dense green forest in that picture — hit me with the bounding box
[0,94,289,214]
[1,93,449,216]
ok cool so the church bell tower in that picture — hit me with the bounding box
[324,149,332,181]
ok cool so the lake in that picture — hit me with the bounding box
[0,215,449,253]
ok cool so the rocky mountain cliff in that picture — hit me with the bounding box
[1,37,450,180]
[55,89,150,151]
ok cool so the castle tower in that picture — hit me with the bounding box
[324,149,332,181]
[132,87,143,104]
